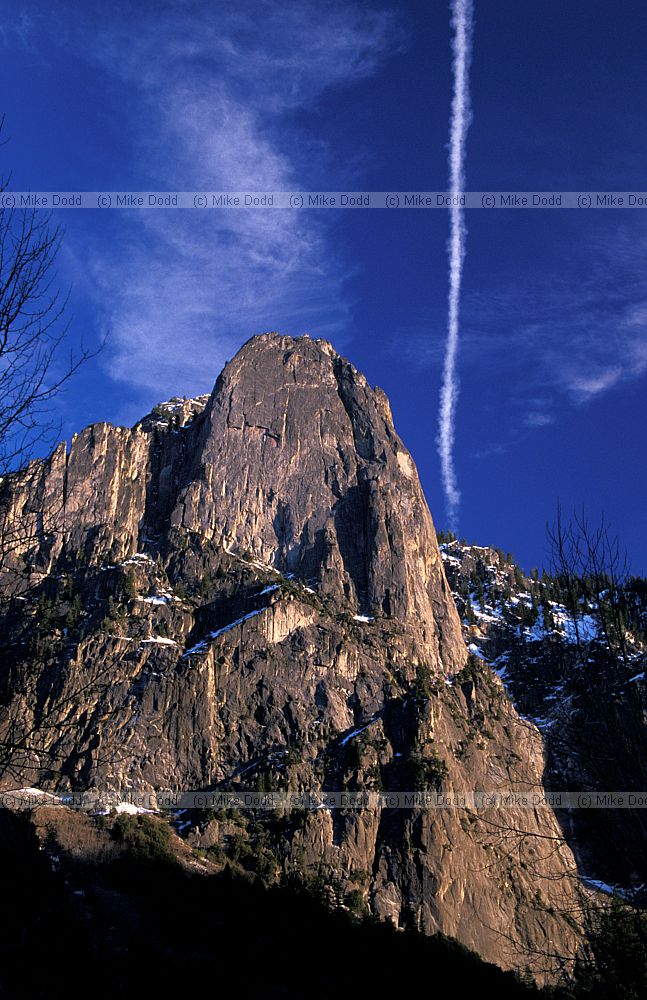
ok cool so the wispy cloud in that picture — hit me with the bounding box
[406,223,647,444]
[0,10,35,50]
[523,410,555,428]
[28,1,399,403]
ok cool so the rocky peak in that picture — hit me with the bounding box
[168,334,459,655]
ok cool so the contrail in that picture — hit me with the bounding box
[438,0,474,533]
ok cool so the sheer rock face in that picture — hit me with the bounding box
[7,333,462,668]
[169,335,461,664]
[0,334,584,979]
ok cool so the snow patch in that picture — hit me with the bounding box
[5,787,60,805]
[115,801,154,815]
[340,717,380,746]
[183,608,266,657]
[140,591,178,605]
[122,553,153,566]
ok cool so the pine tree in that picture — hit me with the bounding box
[123,569,138,601]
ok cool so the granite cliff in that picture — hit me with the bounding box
[0,333,586,979]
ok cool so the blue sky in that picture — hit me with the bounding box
[1,0,645,573]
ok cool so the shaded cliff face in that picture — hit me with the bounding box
[0,334,584,979]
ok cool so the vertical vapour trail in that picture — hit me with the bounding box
[438,0,474,532]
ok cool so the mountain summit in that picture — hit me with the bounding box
[12,334,462,664]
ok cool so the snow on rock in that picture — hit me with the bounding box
[183,608,267,658]
[122,553,154,566]
[5,787,60,804]
[140,591,179,605]
[581,877,633,899]
[524,607,598,645]
[210,608,266,638]
[440,551,462,567]
[530,715,556,731]
[340,716,380,746]
[560,612,598,643]
[115,801,154,815]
